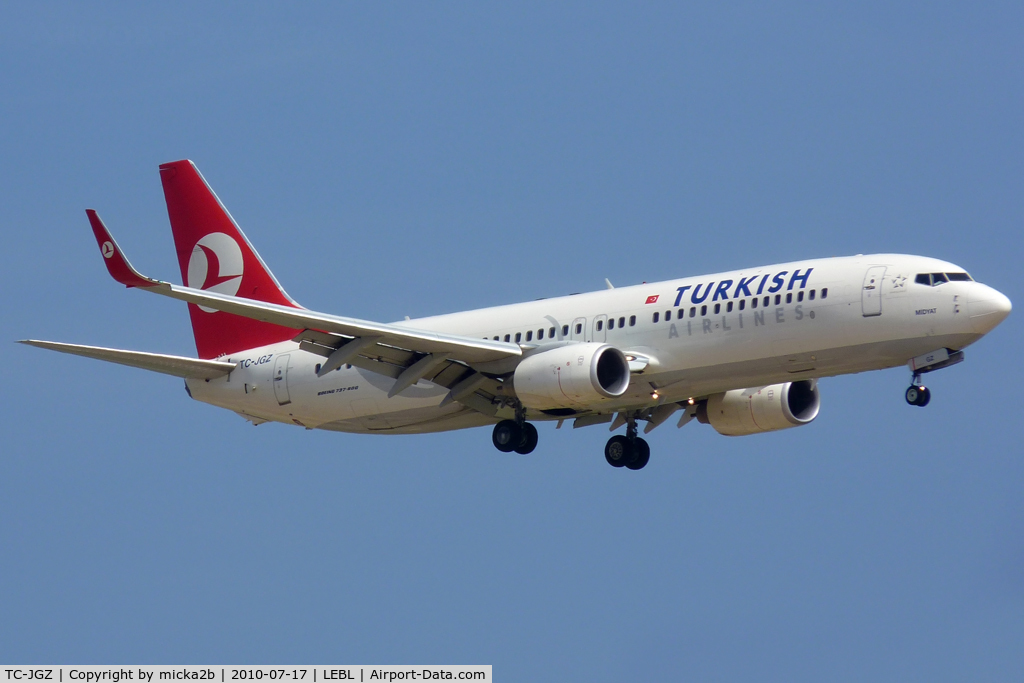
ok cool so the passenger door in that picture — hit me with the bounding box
[861,266,886,317]
[273,354,292,405]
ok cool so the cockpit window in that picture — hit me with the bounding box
[916,272,971,286]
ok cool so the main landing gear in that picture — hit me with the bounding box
[604,418,650,470]
[489,405,652,469]
[492,419,538,455]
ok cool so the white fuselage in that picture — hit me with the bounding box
[186,254,1009,434]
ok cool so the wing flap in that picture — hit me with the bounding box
[19,340,235,379]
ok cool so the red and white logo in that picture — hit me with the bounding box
[645,295,659,304]
[187,232,244,313]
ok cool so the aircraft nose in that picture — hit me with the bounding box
[968,285,1012,332]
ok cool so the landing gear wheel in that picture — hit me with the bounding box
[514,422,539,454]
[905,385,931,407]
[625,438,650,470]
[492,420,522,452]
[605,435,632,468]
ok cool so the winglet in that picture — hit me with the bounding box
[86,209,162,288]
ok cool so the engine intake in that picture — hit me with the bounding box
[701,380,820,436]
[513,343,631,410]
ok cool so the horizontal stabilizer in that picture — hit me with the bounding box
[19,340,236,379]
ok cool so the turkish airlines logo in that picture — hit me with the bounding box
[187,232,243,313]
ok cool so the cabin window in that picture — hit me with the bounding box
[775,294,781,305]
[504,334,510,342]
[653,312,660,323]
[701,305,707,316]
[714,303,721,315]
[550,326,557,337]
[596,320,603,331]
[666,310,672,321]
[798,291,804,302]
[537,328,544,340]
[763,296,770,307]
[575,323,582,334]
[525,330,533,341]
[315,363,321,374]
[493,336,499,340]
[608,318,615,330]
[690,307,696,318]
[809,290,815,300]
[619,317,625,328]
[515,332,522,343]
[629,315,636,326]
[752,297,758,309]
[677,309,685,320]
[726,301,733,313]
[786,293,793,304]
[739,299,745,310]
[821,288,828,299]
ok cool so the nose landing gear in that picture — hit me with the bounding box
[905,371,931,407]
[904,348,964,408]
[905,380,931,407]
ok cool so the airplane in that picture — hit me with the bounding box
[21,160,1012,470]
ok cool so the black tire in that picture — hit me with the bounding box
[492,420,522,453]
[916,386,931,407]
[514,422,539,455]
[905,386,920,406]
[605,435,632,468]
[626,438,650,470]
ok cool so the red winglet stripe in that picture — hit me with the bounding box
[86,209,159,289]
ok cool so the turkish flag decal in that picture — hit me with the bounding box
[645,295,659,304]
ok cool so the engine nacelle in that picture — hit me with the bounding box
[513,343,631,410]
[700,380,820,436]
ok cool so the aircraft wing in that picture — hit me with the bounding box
[87,210,521,367]
[18,340,235,379]
[85,210,518,414]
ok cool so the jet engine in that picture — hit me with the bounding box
[699,380,820,436]
[512,343,631,410]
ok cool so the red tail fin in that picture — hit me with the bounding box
[160,160,301,359]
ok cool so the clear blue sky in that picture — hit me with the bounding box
[2,2,1022,679]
